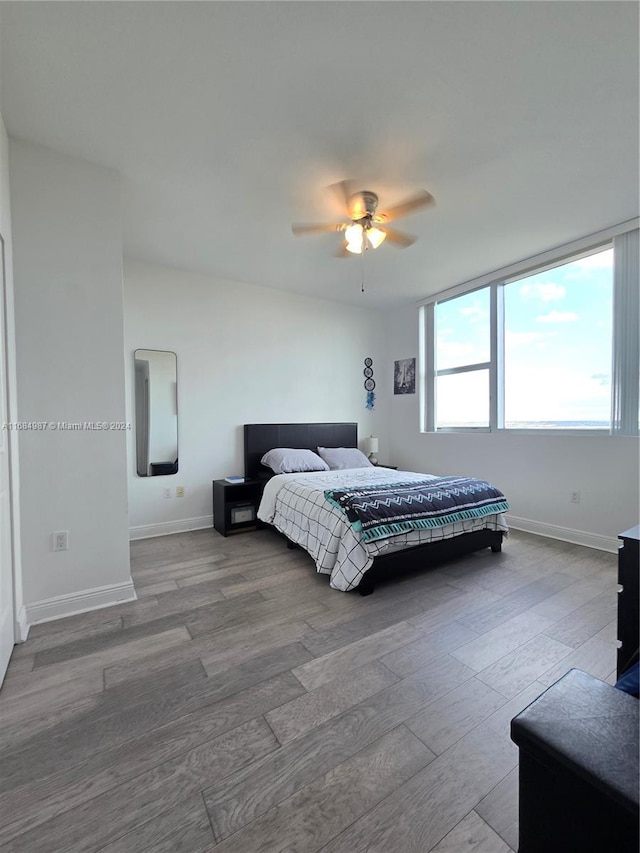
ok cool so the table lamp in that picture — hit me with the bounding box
[364,435,379,465]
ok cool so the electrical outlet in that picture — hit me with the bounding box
[53,530,69,551]
[163,488,172,499]
[176,486,185,498]
[571,491,581,504]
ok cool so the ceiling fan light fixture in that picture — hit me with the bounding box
[345,222,363,243]
[366,227,386,249]
[345,221,365,254]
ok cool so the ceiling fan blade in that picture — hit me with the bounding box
[334,243,353,258]
[380,227,417,248]
[327,179,358,215]
[378,190,435,223]
[291,222,346,236]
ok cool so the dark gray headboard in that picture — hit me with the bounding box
[244,422,358,480]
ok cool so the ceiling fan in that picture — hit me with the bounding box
[292,180,436,257]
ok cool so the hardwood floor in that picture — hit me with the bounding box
[0,526,618,852]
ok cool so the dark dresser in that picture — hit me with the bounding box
[617,525,639,680]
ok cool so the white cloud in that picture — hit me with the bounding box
[459,305,486,322]
[504,331,548,348]
[436,340,478,364]
[535,310,578,324]
[519,281,566,302]
[504,364,610,422]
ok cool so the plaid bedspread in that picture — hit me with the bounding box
[325,475,509,543]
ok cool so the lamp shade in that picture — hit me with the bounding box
[366,227,386,249]
[345,222,364,253]
[364,435,379,455]
[345,222,363,243]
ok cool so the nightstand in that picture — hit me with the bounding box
[212,479,264,536]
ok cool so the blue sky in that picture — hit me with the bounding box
[436,248,613,426]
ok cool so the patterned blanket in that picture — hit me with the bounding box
[325,475,509,543]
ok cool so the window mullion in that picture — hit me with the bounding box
[424,303,435,432]
[436,362,490,377]
[490,282,504,430]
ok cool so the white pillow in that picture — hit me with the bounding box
[317,446,373,470]
[261,447,329,474]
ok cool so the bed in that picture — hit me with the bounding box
[245,422,508,595]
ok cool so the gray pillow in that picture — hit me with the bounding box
[261,447,329,474]
[317,446,373,470]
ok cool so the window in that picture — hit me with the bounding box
[423,230,639,435]
[504,249,613,429]
[435,288,490,429]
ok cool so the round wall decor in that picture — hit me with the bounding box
[363,358,375,410]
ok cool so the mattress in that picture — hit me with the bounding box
[258,467,509,591]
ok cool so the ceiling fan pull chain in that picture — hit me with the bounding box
[360,250,365,293]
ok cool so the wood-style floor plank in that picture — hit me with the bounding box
[302,582,464,655]
[9,617,123,659]
[380,621,479,678]
[2,626,190,702]
[292,621,424,691]
[207,725,435,852]
[98,795,215,853]
[475,766,520,851]
[543,588,618,648]
[458,573,576,635]
[264,661,399,745]
[406,677,507,755]
[536,633,615,686]
[449,611,555,673]
[319,725,517,853]
[430,810,513,852]
[476,633,573,699]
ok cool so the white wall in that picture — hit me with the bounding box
[386,305,640,551]
[124,259,389,536]
[9,139,133,621]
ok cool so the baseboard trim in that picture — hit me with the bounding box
[129,515,213,540]
[25,580,138,626]
[14,604,29,643]
[506,515,619,554]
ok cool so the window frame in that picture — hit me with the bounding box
[421,222,638,436]
[431,285,493,432]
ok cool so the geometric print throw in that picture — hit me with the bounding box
[325,475,509,543]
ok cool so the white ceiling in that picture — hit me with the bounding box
[1,1,638,307]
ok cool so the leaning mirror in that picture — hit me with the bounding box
[134,349,178,477]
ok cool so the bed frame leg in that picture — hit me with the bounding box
[358,575,375,596]
[490,533,503,553]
